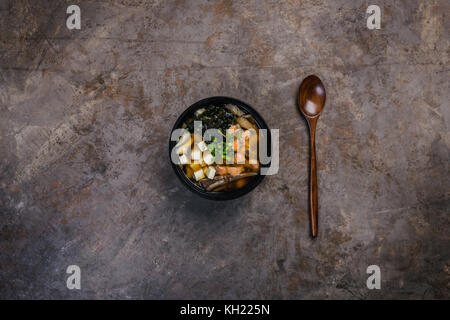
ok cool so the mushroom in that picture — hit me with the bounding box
[199,172,257,191]
[236,116,257,130]
[225,104,245,117]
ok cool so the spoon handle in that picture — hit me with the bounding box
[308,118,318,237]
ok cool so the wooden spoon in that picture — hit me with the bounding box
[298,75,326,238]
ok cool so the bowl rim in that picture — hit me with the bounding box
[168,96,271,200]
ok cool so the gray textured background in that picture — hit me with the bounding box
[0,0,449,299]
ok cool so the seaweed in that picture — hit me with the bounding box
[184,105,237,134]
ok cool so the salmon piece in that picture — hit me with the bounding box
[247,163,259,171]
[235,132,247,163]
[233,139,239,151]
[235,151,246,164]
[215,166,228,175]
[227,124,241,133]
[227,166,243,176]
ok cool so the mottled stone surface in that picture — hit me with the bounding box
[0,0,448,299]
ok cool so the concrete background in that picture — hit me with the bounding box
[0,0,448,299]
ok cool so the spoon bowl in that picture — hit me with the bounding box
[298,75,326,118]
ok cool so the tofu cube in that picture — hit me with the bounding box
[194,169,205,181]
[206,167,216,179]
[197,141,208,152]
[179,154,189,165]
[191,147,202,161]
[203,152,215,165]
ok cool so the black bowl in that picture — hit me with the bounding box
[169,96,271,200]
